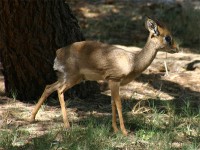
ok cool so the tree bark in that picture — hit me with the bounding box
[0,0,98,101]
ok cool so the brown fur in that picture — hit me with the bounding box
[29,19,179,136]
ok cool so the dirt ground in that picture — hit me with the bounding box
[0,0,200,147]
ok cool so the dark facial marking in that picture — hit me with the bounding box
[165,36,172,45]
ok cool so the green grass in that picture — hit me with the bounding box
[0,99,199,150]
[130,99,200,150]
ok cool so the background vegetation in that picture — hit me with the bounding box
[69,0,200,52]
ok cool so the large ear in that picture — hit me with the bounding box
[145,18,159,36]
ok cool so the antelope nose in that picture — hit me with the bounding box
[172,43,180,53]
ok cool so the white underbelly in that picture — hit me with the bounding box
[80,69,104,81]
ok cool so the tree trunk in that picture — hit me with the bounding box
[0,0,99,101]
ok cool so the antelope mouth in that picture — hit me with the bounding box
[168,48,179,53]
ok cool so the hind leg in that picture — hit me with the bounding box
[29,81,62,122]
[57,78,82,128]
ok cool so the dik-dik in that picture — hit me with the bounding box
[29,18,179,135]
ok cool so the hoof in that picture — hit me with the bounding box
[28,117,35,123]
[64,123,70,129]
[122,130,128,136]
[112,125,119,133]
[113,128,119,133]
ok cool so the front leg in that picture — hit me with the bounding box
[109,80,128,136]
[111,99,118,133]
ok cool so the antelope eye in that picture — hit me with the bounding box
[165,36,172,44]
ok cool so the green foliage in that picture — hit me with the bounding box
[0,130,14,150]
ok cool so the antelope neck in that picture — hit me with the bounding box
[133,36,159,73]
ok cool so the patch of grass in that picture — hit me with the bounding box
[1,99,199,149]
[10,89,18,102]
[0,117,131,150]
[0,130,14,149]
[128,99,200,149]
[0,129,30,150]
[59,117,112,150]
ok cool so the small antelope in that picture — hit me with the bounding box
[29,18,179,135]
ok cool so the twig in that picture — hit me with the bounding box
[164,52,169,76]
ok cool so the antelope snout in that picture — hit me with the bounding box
[170,42,180,53]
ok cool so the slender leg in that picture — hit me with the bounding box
[111,99,118,133]
[109,80,128,136]
[57,87,70,128]
[57,79,81,128]
[29,81,61,122]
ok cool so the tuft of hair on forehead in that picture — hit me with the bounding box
[155,19,166,28]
